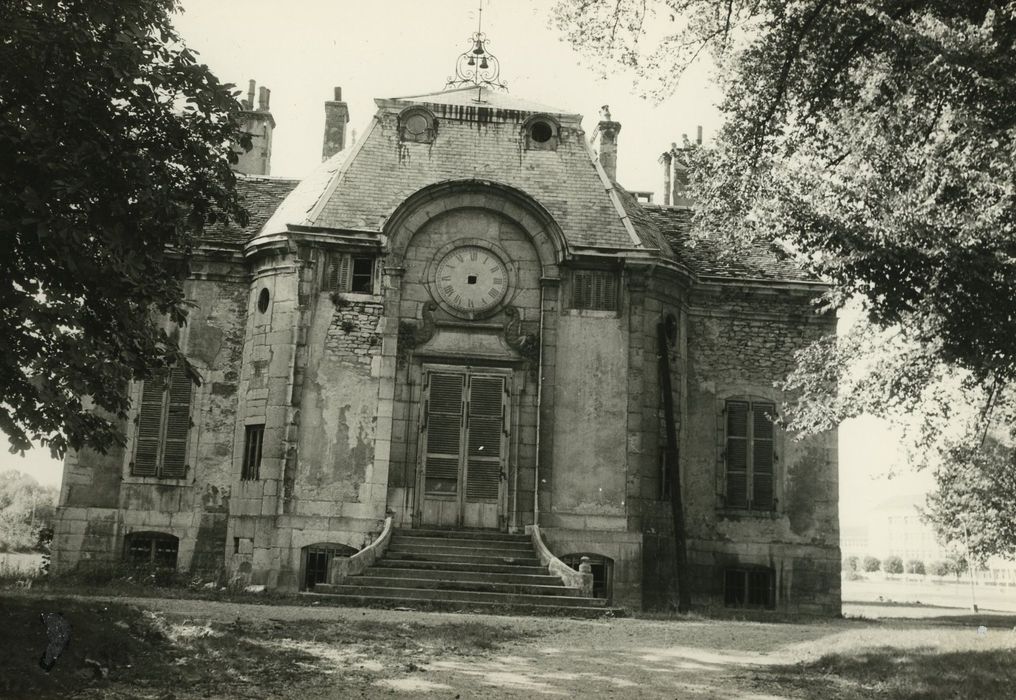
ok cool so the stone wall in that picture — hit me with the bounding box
[642,282,840,614]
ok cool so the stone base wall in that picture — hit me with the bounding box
[540,527,643,608]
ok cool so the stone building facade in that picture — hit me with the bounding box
[52,83,840,613]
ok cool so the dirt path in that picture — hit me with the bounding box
[76,596,847,698]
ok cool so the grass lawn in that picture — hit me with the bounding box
[3,590,1016,698]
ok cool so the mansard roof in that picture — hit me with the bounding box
[642,204,821,283]
[201,175,300,246]
[252,88,648,252]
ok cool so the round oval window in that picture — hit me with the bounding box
[257,288,270,313]
[530,121,553,143]
[405,113,429,136]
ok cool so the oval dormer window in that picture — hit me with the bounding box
[524,115,559,151]
[399,107,436,143]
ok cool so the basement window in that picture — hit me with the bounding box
[724,567,775,609]
[241,424,264,481]
[125,532,179,568]
[323,253,375,294]
[560,553,614,602]
[302,543,358,590]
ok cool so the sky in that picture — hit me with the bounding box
[0,0,929,525]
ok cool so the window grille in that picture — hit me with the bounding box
[132,367,191,478]
[571,270,618,311]
[724,567,775,608]
[323,253,374,293]
[124,532,179,568]
[242,424,264,481]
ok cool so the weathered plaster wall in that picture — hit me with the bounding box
[546,311,628,528]
[53,258,248,574]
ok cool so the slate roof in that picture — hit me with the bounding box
[202,175,301,246]
[642,204,820,283]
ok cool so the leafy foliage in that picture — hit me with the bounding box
[927,559,950,577]
[882,555,904,575]
[842,555,859,573]
[906,559,926,575]
[0,470,58,552]
[924,437,1016,562]
[862,555,880,573]
[0,0,249,456]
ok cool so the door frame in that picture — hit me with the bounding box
[415,362,513,530]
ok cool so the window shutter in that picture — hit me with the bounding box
[423,373,465,494]
[465,375,504,501]
[160,367,192,479]
[133,373,166,476]
[751,402,775,508]
[725,401,749,507]
[572,271,617,311]
[324,253,351,291]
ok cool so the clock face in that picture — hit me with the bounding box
[434,246,509,315]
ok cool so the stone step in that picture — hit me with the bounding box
[387,541,536,559]
[390,534,534,551]
[302,591,620,618]
[395,528,530,542]
[314,583,607,608]
[382,550,541,567]
[350,574,578,596]
[372,558,549,576]
[366,566,562,586]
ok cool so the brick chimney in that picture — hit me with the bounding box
[591,105,622,182]
[322,86,349,160]
[234,79,275,176]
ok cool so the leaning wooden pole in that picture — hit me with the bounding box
[658,320,691,613]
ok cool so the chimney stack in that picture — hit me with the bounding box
[663,127,703,207]
[234,79,275,176]
[322,86,349,161]
[591,105,622,182]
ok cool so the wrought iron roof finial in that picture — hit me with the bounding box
[445,1,508,99]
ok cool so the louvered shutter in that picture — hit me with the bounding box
[752,402,775,509]
[464,375,504,501]
[325,254,351,291]
[133,373,166,476]
[423,373,465,494]
[161,367,192,478]
[725,401,749,507]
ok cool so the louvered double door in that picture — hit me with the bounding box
[419,367,510,529]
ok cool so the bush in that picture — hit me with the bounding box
[928,560,950,576]
[883,555,904,574]
[862,555,881,572]
[906,559,926,575]
[842,555,859,573]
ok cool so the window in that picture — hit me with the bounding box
[125,532,179,568]
[323,253,374,294]
[724,567,775,608]
[257,287,270,313]
[242,424,264,481]
[571,270,618,311]
[524,116,559,150]
[133,367,192,478]
[560,553,614,602]
[724,400,776,510]
[399,107,436,143]
[302,543,357,590]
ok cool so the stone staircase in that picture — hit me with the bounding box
[310,528,617,616]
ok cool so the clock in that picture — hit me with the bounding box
[434,245,509,316]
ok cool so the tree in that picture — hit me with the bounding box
[924,437,1016,562]
[552,0,1016,562]
[0,470,58,552]
[928,560,950,577]
[862,555,881,573]
[882,555,904,575]
[906,559,926,575]
[0,0,249,457]
[842,555,859,573]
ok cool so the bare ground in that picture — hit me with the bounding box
[4,592,1016,699]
